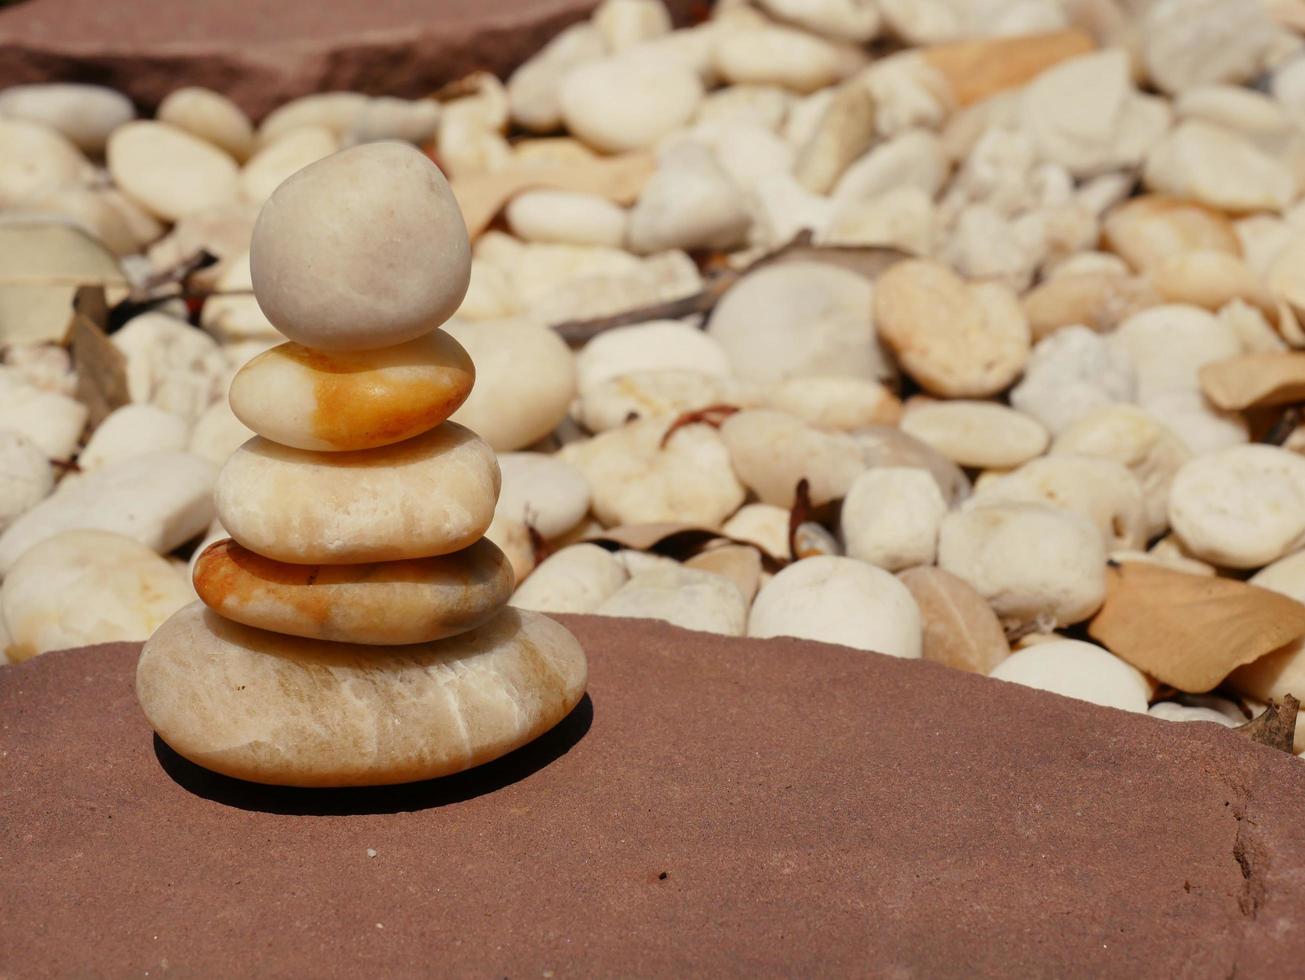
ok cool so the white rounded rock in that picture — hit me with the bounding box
[249,142,470,351]
[626,142,751,254]
[763,376,900,431]
[1168,445,1305,569]
[714,25,851,94]
[445,318,576,452]
[1010,326,1135,435]
[510,543,627,614]
[0,83,133,154]
[939,503,1107,628]
[748,555,923,658]
[0,374,88,462]
[841,467,946,571]
[157,87,255,161]
[78,404,191,472]
[901,401,1049,470]
[559,53,703,153]
[757,0,880,42]
[496,452,590,540]
[0,117,91,208]
[0,431,53,533]
[989,640,1149,714]
[1107,304,1240,400]
[2,529,192,662]
[188,400,256,466]
[719,409,865,508]
[238,125,338,205]
[106,121,239,222]
[596,565,748,636]
[576,320,731,392]
[506,190,628,248]
[707,261,889,384]
[723,502,792,560]
[575,370,762,433]
[256,92,368,146]
[0,451,217,574]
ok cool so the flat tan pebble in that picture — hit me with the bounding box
[595,564,748,636]
[758,0,880,42]
[238,125,338,205]
[575,320,731,392]
[3,529,192,662]
[559,52,703,152]
[593,0,671,50]
[874,259,1030,398]
[0,118,90,209]
[483,513,535,585]
[505,190,628,248]
[831,129,948,205]
[714,24,853,94]
[1148,701,1238,726]
[1102,194,1241,273]
[250,142,469,351]
[748,555,922,659]
[1021,272,1161,342]
[1250,549,1305,600]
[510,543,627,614]
[193,537,512,646]
[559,415,744,527]
[216,422,498,565]
[0,431,52,534]
[722,503,792,561]
[792,82,877,194]
[15,184,158,257]
[897,566,1010,675]
[1148,250,1269,314]
[157,87,254,161]
[78,404,191,471]
[107,121,238,222]
[969,455,1148,551]
[1168,445,1305,569]
[762,376,901,430]
[685,544,763,603]
[1142,120,1294,213]
[1051,405,1191,540]
[900,401,1048,470]
[188,400,256,467]
[627,142,751,254]
[135,603,587,788]
[1141,0,1274,96]
[230,332,474,453]
[988,640,1149,714]
[0,451,216,574]
[0,83,132,153]
[507,24,607,133]
[255,92,368,146]
[495,452,590,540]
[939,503,1107,629]
[0,370,88,461]
[719,409,865,508]
[707,261,889,384]
[840,467,946,571]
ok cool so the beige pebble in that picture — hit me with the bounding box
[575,319,731,392]
[722,502,791,561]
[188,400,255,467]
[715,25,854,94]
[763,376,901,431]
[256,92,368,146]
[506,190,627,248]
[575,370,762,433]
[595,564,748,636]
[194,537,513,646]
[1143,120,1294,213]
[238,125,338,205]
[216,422,498,565]
[507,24,607,133]
[107,121,238,222]
[626,142,750,254]
[720,409,865,508]
[1021,272,1161,342]
[0,431,52,534]
[901,401,1048,469]
[1102,194,1241,273]
[79,404,191,471]
[0,83,133,154]
[496,452,590,540]
[989,640,1148,713]
[250,142,470,351]
[511,543,627,614]
[559,52,703,153]
[874,259,1030,397]
[841,467,946,571]
[136,603,586,787]
[0,118,90,208]
[157,87,254,161]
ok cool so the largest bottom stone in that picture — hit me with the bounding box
[136,602,587,787]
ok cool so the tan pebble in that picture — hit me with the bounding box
[136,603,587,787]
[1102,194,1241,273]
[194,537,512,646]
[897,566,1010,675]
[157,87,254,161]
[1147,250,1273,316]
[215,422,499,565]
[106,121,238,222]
[229,332,474,452]
[901,401,1048,469]
[1022,272,1161,342]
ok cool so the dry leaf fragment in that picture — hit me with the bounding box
[921,30,1096,107]
[1088,562,1305,693]
[451,151,656,239]
[69,286,129,427]
[1199,352,1305,411]
[686,545,763,603]
[1236,695,1300,754]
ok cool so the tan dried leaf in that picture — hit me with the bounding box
[1088,562,1305,693]
[686,545,763,603]
[1198,352,1305,411]
[921,30,1096,107]
[70,286,129,427]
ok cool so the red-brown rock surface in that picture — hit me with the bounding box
[0,0,704,118]
[3,614,1305,975]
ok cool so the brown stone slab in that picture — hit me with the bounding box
[3,615,1305,976]
[0,0,703,119]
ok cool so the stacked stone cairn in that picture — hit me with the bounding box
[135,142,588,788]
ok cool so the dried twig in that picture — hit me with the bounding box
[1236,695,1300,754]
[787,478,814,563]
[1263,404,1303,446]
[658,404,740,448]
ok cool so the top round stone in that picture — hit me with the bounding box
[249,141,471,352]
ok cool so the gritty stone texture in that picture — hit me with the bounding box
[4,618,1305,975]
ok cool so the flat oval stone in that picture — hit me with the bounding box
[106,121,239,222]
[215,422,499,564]
[135,602,587,787]
[229,332,475,452]
[193,537,513,645]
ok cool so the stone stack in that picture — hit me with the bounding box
[135,142,587,788]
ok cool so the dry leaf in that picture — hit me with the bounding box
[922,30,1096,107]
[452,152,656,239]
[583,522,723,553]
[1236,695,1300,754]
[1088,562,1305,693]
[70,286,130,427]
[897,566,1010,674]
[1199,353,1305,411]
[686,545,763,603]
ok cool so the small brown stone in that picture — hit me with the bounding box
[897,566,1010,674]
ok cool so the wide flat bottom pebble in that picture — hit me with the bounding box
[136,603,587,787]
[193,537,513,645]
